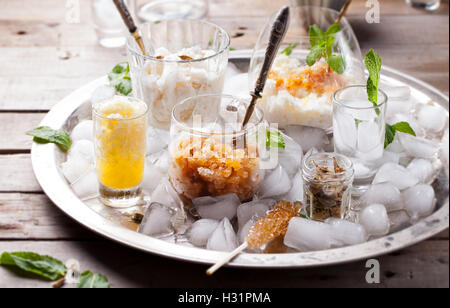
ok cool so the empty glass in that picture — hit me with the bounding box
[136,0,209,22]
[93,96,148,208]
[406,0,440,11]
[126,19,230,129]
[333,85,388,194]
[91,0,136,48]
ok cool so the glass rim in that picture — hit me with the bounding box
[126,19,231,64]
[333,85,388,110]
[171,94,264,137]
[302,152,355,181]
[273,5,354,40]
[92,95,149,121]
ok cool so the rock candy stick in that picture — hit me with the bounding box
[206,201,302,275]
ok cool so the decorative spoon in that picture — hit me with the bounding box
[112,0,147,55]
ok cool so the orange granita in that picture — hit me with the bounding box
[268,62,346,97]
[169,136,262,202]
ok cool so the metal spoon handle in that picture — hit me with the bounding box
[112,0,147,55]
[242,6,290,128]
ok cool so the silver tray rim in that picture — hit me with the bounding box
[31,50,449,268]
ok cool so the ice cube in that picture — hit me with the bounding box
[386,99,413,121]
[379,150,401,165]
[206,218,239,252]
[282,171,304,203]
[326,218,368,246]
[406,158,435,183]
[141,162,166,195]
[278,132,303,177]
[358,204,390,237]
[147,127,170,155]
[399,134,440,159]
[258,165,292,198]
[138,202,176,237]
[333,111,357,155]
[237,199,276,229]
[193,193,240,221]
[71,169,99,200]
[285,125,330,152]
[372,163,419,190]
[187,219,220,247]
[71,120,94,142]
[402,184,436,221]
[284,217,334,251]
[90,85,116,105]
[417,104,448,134]
[61,140,95,184]
[238,218,256,244]
[353,162,372,179]
[361,183,404,212]
[151,180,182,209]
[357,121,382,153]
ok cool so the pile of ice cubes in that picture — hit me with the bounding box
[60,81,447,254]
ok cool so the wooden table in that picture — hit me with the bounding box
[0,0,448,288]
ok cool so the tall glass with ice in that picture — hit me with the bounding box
[333,85,387,193]
[169,94,265,203]
[93,96,148,208]
[126,20,230,129]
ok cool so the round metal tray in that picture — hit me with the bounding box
[31,51,449,268]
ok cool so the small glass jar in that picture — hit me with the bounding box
[93,95,148,208]
[302,152,354,221]
[169,94,265,203]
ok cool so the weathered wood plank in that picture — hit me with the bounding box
[0,113,45,152]
[0,193,96,240]
[0,155,41,192]
[0,239,447,288]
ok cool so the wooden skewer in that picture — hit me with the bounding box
[335,0,352,25]
[206,242,248,276]
[112,0,147,56]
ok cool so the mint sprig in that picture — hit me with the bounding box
[384,122,416,148]
[364,49,382,110]
[306,24,345,74]
[108,62,132,96]
[26,126,71,152]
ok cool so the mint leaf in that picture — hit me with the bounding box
[393,122,416,136]
[306,45,324,66]
[108,62,132,96]
[384,122,416,148]
[266,129,285,149]
[309,25,324,47]
[78,271,110,288]
[325,24,341,35]
[0,252,66,281]
[26,126,71,152]
[281,43,297,56]
[364,49,382,107]
[385,124,396,148]
[326,55,345,74]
